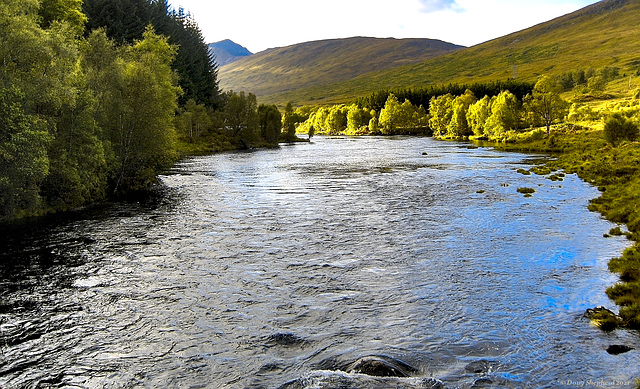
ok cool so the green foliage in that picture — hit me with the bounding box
[378,94,402,135]
[258,104,282,144]
[222,90,259,145]
[282,102,297,141]
[467,96,492,138]
[107,27,180,193]
[603,113,639,146]
[39,0,87,36]
[0,87,51,219]
[324,105,349,135]
[83,0,220,108]
[448,90,477,138]
[524,76,569,136]
[567,103,599,122]
[368,113,379,134]
[176,99,212,141]
[346,104,372,135]
[485,91,520,139]
[358,80,534,114]
[428,94,454,137]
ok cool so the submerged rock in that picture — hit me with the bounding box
[606,345,634,355]
[265,332,308,347]
[347,355,418,378]
[464,360,497,374]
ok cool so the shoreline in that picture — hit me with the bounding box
[483,125,640,330]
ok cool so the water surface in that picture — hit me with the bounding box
[1,136,638,388]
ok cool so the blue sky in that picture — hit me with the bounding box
[171,0,600,53]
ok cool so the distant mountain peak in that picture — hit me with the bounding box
[209,40,252,66]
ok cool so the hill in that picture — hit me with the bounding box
[218,37,463,100]
[245,0,640,105]
[209,39,252,66]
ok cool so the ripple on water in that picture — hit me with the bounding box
[0,137,637,388]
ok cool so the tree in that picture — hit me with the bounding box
[176,99,211,141]
[604,113,639,146]
[325,105,348,135]
[108,26,181,193]
[222,90,259,145]
[448,90,477,138]
[346,104,372,134]
[282,102,297,140]
[378,94,401,135]
[428,94,454,136]
[83,0,220,108]
[485,91,520,138]
[467,95,492,137]
[39,0,87,35]
[368,112,380,134]
[524,76,569,136]
[0,87,51,219]
[257,104,282,144]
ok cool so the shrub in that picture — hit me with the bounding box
[603,113,639,146]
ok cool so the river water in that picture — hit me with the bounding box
[1,136,638,388]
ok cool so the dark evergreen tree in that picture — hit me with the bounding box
[83,0,220,108]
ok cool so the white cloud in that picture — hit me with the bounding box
[418,0,464,13]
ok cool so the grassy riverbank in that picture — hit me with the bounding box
[488,124,640,330]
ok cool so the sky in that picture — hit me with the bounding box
[170,0,601,53]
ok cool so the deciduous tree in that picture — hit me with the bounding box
[524,76,569,136]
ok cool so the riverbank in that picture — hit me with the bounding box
[176,131,310,156]
[486,124,640,330]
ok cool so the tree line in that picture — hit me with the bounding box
[0,0,294,222]
[294,77,570,140]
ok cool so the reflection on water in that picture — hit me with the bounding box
[1,136,638,388]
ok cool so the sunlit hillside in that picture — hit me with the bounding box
[246,0,640,105]
[218,37,463,102]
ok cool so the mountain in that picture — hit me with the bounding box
[221,0,640,105]
[218,37,464,100]
[209,39,252,66]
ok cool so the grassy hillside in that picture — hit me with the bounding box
[256,0,640,105]
[218,37,463,100]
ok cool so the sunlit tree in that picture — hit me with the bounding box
[428,94,454,136]
[448,90,477,137]
[524,76,568,136]
[467,95,492,137]
[485,91,520,138]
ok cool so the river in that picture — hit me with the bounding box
[1,136,638,388]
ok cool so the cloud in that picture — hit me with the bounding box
[418,0,464,13]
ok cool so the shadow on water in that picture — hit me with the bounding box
[0,185,180,386]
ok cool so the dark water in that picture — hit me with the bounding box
[1,136,638,388]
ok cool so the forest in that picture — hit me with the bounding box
[0,0,288,221]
